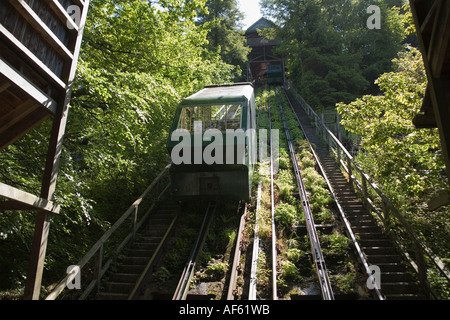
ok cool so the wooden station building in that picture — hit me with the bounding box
[244,17,284,84]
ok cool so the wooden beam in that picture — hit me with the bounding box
[46,0,79,32]
[24,0,91,300]
[427,1,450,76]
[0,108,50,151]
[427,77,450,184]
[24,212,52,300]
[72,0,86,7]
[0,201,46,211]
[0,23,66,90]
[410,0,450,186]
[419,0,438,33]
[0,99,38,135]
[7,0,74,61]
[0,57,57,114]
[428,190,450,211]
[0,82,11,93]
[0,182,60,214]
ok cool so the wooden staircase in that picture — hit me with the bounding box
[288,91,427,299]
[95,201,179,300]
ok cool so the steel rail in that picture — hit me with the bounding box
[249,106,264,300]
[269,104,278,300]
[172,201,217,300]
[248,180,262,300]
[282,87,384,300]
[227,202,248,300]
[276,88,335,300]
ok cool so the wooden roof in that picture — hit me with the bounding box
[411,0,450,129]
[245,17,279,47]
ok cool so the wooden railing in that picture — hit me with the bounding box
[46,164,171,300]
[287,83,450,299]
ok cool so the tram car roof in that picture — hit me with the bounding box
[180,83,254,105]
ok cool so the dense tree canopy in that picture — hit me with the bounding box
[337,47,446,200]
[197,0,251,80]
[261,0,406,109]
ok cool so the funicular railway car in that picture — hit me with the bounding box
[266,64,283,85]
[166,83,256,200]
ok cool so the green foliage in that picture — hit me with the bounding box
[197,0,251,80]
[331,262,357,294]
[261,0,406,108]
[201,261,229,281]
[276,169,294,200]
[275,202,298,229]
[336,47,446,201]
[321,233,351,257]
[153,267,172,283]
[286,248,302,263]
[337,46,450,295]
[279,260,300,281]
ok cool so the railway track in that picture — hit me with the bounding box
[173,200,249,300]
[276,88,335,300]
[96,199,248,300]
[246,93,279,300]
[173,201,217,300]
[247,85,382,300]
[283,86,426,299]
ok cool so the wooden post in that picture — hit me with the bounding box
[381,201,391,229]
[23,1,90,299]
[132,205,138,242]
[94,245,104,293]
[347,156,352,183]
[362,175,368,210]
[24,93,70,300]
[337,144,341,166]
[321,113,325,141]
[414,241,429,298]
[23,212,51,300]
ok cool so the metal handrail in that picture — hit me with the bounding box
[286,83,449,298]
[46,164,171,300]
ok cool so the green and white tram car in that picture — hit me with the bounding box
[166,83,256,200]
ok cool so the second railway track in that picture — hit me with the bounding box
[244,85,373,300]
[276,88,335,300]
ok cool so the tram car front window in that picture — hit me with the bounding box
[177,104,243,132]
